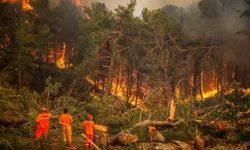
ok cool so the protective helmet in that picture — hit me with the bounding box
[87,113,92,119]
[41,107,47,111]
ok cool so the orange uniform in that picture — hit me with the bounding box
[35,112,51,140]
[60,113,73,143]
[60,114,72,126]
[82,119,95,149]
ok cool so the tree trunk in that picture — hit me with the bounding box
[169,98,176,120]
[219,59,224,97]
[105,46,115,95]
[66,42,68,68]
[18,49,22,91]
[54,40,57,65]
[193,58,200,99]
[105,60,114,95]
[242,63,247,88]
[199,72,203,99]
[126,65,130,100]
[162,88,167,105]
[129,68,133,100]
[102,78,105,91]
[135,71,139,107]
[114,69,120,95]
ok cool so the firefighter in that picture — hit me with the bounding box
[35,107,51,140]
[82,113,95,149]
[59,108,73,147]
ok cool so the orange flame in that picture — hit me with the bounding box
[56,42,66,69]
[1,0,17,3]
[225,88,250,98]
[196,89,218,100]
[22,0,33,11]
[2,0,34,10]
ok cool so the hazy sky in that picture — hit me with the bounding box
[95,0,200,16]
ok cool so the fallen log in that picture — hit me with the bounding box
[109,119,183,145]
[117,133,138,145]
[172,140,194,150]
[138,142,179,150]
[193,120,230,131]
[138,141,194,150]
[131,119,184,130]
[238,118,250,126]
[192,105,219,118]
[193,120,232,139]
[0,115,27,126]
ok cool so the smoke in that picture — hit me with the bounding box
[49,0,199,16]
[95,0,200,9]
[182,0,250,64]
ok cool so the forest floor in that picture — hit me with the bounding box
[18,135,250,150]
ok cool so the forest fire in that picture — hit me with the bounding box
[1,0,250,149]
[85,75,148,112]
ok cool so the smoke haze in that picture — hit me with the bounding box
[95,0,200,16]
